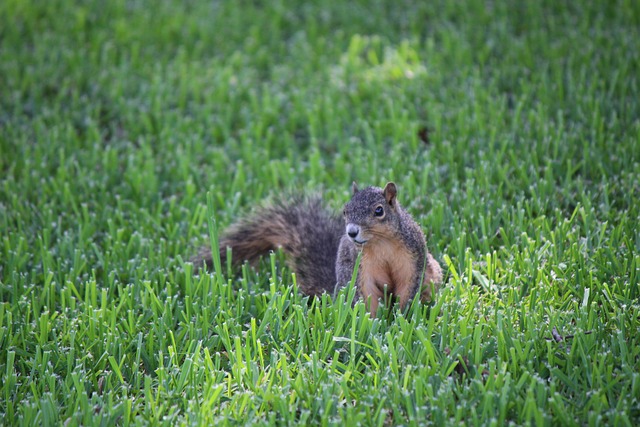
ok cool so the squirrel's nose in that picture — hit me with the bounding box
[346,224,360,239]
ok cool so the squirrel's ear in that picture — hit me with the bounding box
[383,182,397,206]
[351,181,359,194]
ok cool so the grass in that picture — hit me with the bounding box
[1,0,639,425]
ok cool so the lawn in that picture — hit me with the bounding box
[1,0,639,425]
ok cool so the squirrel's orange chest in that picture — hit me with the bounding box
[358,239,417,313]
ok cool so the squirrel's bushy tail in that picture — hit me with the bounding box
[193,197,344,296]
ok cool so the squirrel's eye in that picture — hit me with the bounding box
[374,206,384,217]
[343,209,346,216]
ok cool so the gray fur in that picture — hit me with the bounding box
[193,196,343,296]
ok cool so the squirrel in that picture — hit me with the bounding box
[193,182,442,316]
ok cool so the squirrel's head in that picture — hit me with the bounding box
[342,182,399,246]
